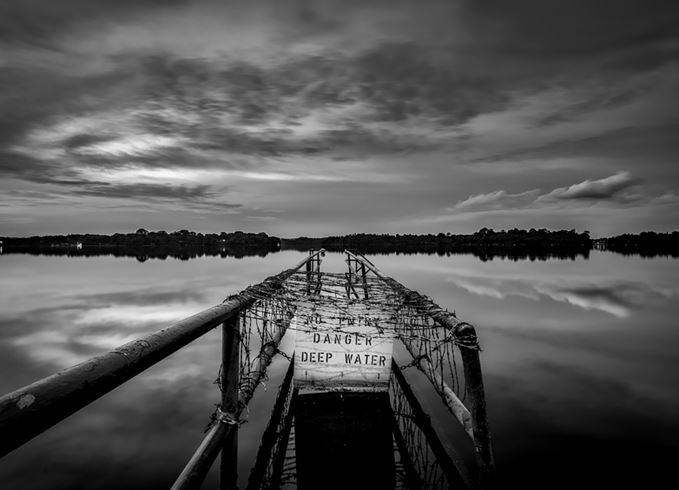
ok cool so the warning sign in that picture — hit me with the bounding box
[293,300,395,391]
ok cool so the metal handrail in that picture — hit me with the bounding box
[0,250,325,459]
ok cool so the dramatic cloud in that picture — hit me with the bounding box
[71,183,243,213]
[452,190,541,212]
[542,172,641,201]
[449,172,677,218]
[1,0,679,235]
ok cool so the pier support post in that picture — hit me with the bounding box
[219,314,241,490]
[457,325,495,489]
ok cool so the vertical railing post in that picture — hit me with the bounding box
[457,325,495,489]
[305,253,312,295]
[314,251,322,295]
[360,262,368,299]
[219,314,241,490]
[346,255,353,288]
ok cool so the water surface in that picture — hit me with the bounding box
[1,251,677,489]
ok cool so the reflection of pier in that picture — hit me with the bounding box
[294,391,395,490]
[0,250,495,489]
[249,358,477,490]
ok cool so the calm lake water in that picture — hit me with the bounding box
[1,251,678,489]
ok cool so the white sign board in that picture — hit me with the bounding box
[293,299,395,392]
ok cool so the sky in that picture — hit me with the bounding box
[1,0,678,238]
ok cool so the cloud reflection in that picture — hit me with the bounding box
[3,287,213,371]
[450,274,673,318]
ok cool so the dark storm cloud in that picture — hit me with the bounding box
[471,124,679,164]
[532,88,643,128]
[0,0,188,44]
[3,1,678,162]
[0,58,147,153]
[69,182,242,212]
[460,0,679,58]
[134,47,505,141]
[0,150,52,181]
[73,182,211,200]
[354,43,511,124]
[1,47,447,183]
[62,133,115,151]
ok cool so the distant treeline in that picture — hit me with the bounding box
[595,231,679,258]
[282,228,593,261]
[1,228,676,260]
[0,229,280,260]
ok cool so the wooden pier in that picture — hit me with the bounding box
[0,250,495,489]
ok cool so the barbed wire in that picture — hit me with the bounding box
[208,252,478,487]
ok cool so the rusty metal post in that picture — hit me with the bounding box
[306,256,312,295]
[219,314,241,490]
[457,325,496,489]
[171,422,234,490]
[359,262,368,299]
[314,252,323,295]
